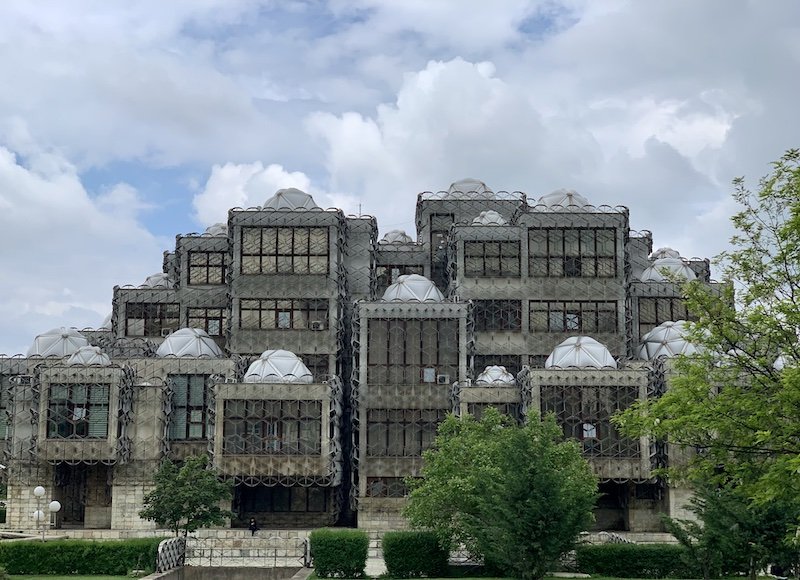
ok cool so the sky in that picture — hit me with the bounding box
[1,0,799,355]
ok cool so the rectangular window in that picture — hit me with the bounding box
[366,477,410,498]
[237,485,328,513]
[367,319,458,385]
[223,400,322,455]
[239,299,328,330]
[529,301,618,333]
[168,375,208,440]
[188,251,227,285]
[528,228,617,278]
[638,297,693,337]
[125,303,180,337]
[466,403,521,422]
[464,241,520,277]
[540,385,640,457]
[187,307,227,337]
[366,408,447,457]
[47,383,109,439]
[473,300,522,331]
[376,265,424,295]
[240,227,329,275]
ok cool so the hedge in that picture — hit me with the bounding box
[575,543,700,578]
[382,531,449,578]
[310,528,369,578]
[0,537,161,575]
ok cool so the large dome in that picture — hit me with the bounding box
[156,328,223,358]
[67,345,112,366]
[263,188,319,210]
[381,274,444,302]
[28,327,90,357]
[99,313,112,330]
[445,178,494,199]
[649,247,681,260]
[475,365,516,385]
[640,257,697,282]
[244,350,313,383]
[637,320,698,359]
[472,210,507,226]
[380,230,414,245]
[140,273,174,289]
[537,188,590,209]
[545,336,617,369]
[204,223,228,236]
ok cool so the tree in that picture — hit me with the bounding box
[139,455,233,536]
[405,408,597,580]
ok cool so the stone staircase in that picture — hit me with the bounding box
[184,529,310,568]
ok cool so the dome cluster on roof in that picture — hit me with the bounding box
[444,178,494,199]
[244,350,313,383]
[28,327,90,357]
[472,210,507,226]
[649,247,681,260]
[475,365,516,385]
[263,188,319,210]
[204,223,228,236]
[156,328,223,358]
[640,257,696,282]
[545,336,617,369]
[637,320,698,359]
[140,273,174,289]
[537,188,590,209]
[381,274,444,302]
[379,230,414,245]
[67,345,112,366]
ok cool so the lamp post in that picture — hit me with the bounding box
[32,486,61,542]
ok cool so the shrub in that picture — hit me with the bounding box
[310,528,369,578]
[382,531,449,578]
[575,543,700,578]
[0,538,161,575]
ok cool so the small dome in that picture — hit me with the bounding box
[99,313,112,330]
[637,320,698,359]
[156,328,223,358]
[545,336,617,369]
[649,247,681,260]
[381,274,444,302]
[263,188,319,210]
[380,230,414,244]
[640,257,697,282]
[140,273,174,289]
[774,354,791,371]
[441,178,494,199]
[537,188,589,209]
[27,327,90,357]
[475,365,516,385]
[67,346,112,366]
[471,210,507,226]
[244,350,313,383]
[204,223,227,236]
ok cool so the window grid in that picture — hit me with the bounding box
[188,251,227,285]
[366,408,448,457]
[47,383,109,439]
[366,477,409,498]
[464,241,521,277]
[187,307,227,337]
[168,375,208,441]
[466,403,522,422]
[376,265,424,295]
[125,303,180,337]
[473,300,522,331]
[240,227,329,275]
[239,299,328,330]
[638,297,693,337]
[529,301,618,333]
[223,400,322,455]
[528,228,617,278]
[236,485,328,513]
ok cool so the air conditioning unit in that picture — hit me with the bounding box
[436,374,451,385]
[310,321,326,331]
[160,328,174,338]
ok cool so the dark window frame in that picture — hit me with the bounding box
[473,300,523,331]
[463,241,521,278]
[240,226,329,275]
[188,251,227,285]
[239,299,328,330]
[168,374,209,441]
[528,227,617,278]
[125,303,180,337]
[366,408,448,457]
[187,307,227,337]
[223,399,322,455]
[529,300,618,333]
[47,383,110,439]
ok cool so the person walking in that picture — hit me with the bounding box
[248,517,259,536]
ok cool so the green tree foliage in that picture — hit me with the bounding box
[616,150,800,503]
[139,455,233,536]
[405,408,597,580]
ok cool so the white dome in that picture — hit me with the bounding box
[67,346,112,366]
[640,257,697,282]
[774,354,791,371]
[204,223,227,236]
[140,273,174,289]
[445,178,494,199]
[475,365,516,385]
[545,336,617,369]
[156,328,223,358]
[380,230,414,244]
[537,188,590,209]
[244,350,313,383]
[471,210,507,226]
[27,327,90,357]
[637,320,698,359]
[263,188,319,210]
[649,247,681,260]
[99,313,112,330]
[381,274,444,302]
